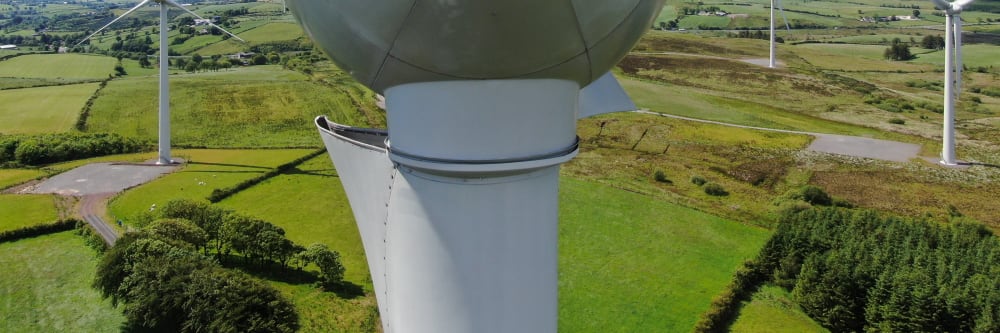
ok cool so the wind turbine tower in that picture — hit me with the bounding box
[769,0,790,68]
[77,0,244,165]
[286,1,664,332]
[932,0,974,166]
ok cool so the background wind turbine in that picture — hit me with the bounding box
[77,0,245,165]
[769,0,791,68]
[931,0,974,165]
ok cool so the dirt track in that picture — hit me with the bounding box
[635,110,921,162]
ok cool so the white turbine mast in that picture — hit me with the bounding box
[76,0,245,165]
[931,0,974,165]
[769,0,791,68]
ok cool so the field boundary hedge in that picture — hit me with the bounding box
[692,259,771,333]
[207,148,326,203]
[75,76,114,131]
[0,218,80,243]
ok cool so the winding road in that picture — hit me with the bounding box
[28,162,180,246]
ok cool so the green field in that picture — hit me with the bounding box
[86,66,364,148]
[911,44,1000,68]
[559,178,771,332]
[0,83,99,134]
[0,169,46,190]
[0,232,125,332]
[215,154,380,332]
[192,22,305,55]
[108,149,314,223]
[621,77,893,138]
[0,195,58,232]
[791,43,933,71]
[730,285,830,333]
[0,54,116,79]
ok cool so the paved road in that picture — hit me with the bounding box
[29,162,179,246]
[635,110,921,162]
[80,193,118,244]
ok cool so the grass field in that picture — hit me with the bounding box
[0,169,46,190]
[0,54,116,79]
[0,83,98,134]
[559,177,771,332]
[0,195,58,232]
[192,22,305,55]
[621,77,893,138]
[0,231,125,332]
[730,285,829,333]
[108,149,314,223]
[86,66,365,148]
[214,154,380,332]
[791,43,933,72]
[911,44,1000,68]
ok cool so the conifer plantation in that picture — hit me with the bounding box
[758,208,1000,332]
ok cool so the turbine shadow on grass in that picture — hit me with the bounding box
[185,161,272,169]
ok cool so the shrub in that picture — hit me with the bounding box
[653,170,672,184]
[0,219,79,243]
[800,185,833,206]
[888,118,906,125]
[691,175,708,186]
[704,183,728,196]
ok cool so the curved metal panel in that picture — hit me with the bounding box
[385,166,561,333]
[570,0,642,48]
[384,80,579,161]
[315,117,394,330]
[388,0,585,81]
[288,0,662,92]
[286,0,415,87]
[587,0,665,82]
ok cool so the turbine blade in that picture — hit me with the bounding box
[777,0,791,31]
[953,0,975,9]
[75,0,153,47]
[931,0,953,11]
[162,0,246,42]
[954,16,963,96]
[578,72,637,119]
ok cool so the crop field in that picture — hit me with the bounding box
[86,66,365,148]
[0,195,58,232]
[0,54,116,79]
[730,285,827,333]
[0,83,99,134]
[0,232,125,332]
[108,149,314,223]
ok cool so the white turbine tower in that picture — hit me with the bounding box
[769,0,791,68]
[77,0,244,165]
[932,0,974,165]
[287,0,663,332]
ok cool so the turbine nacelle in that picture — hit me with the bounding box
[933,0,973,14]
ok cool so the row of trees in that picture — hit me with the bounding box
[756,208,1000,332]
[94,229,300,332]
[152,199,346,285]
[0,132,148,167]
